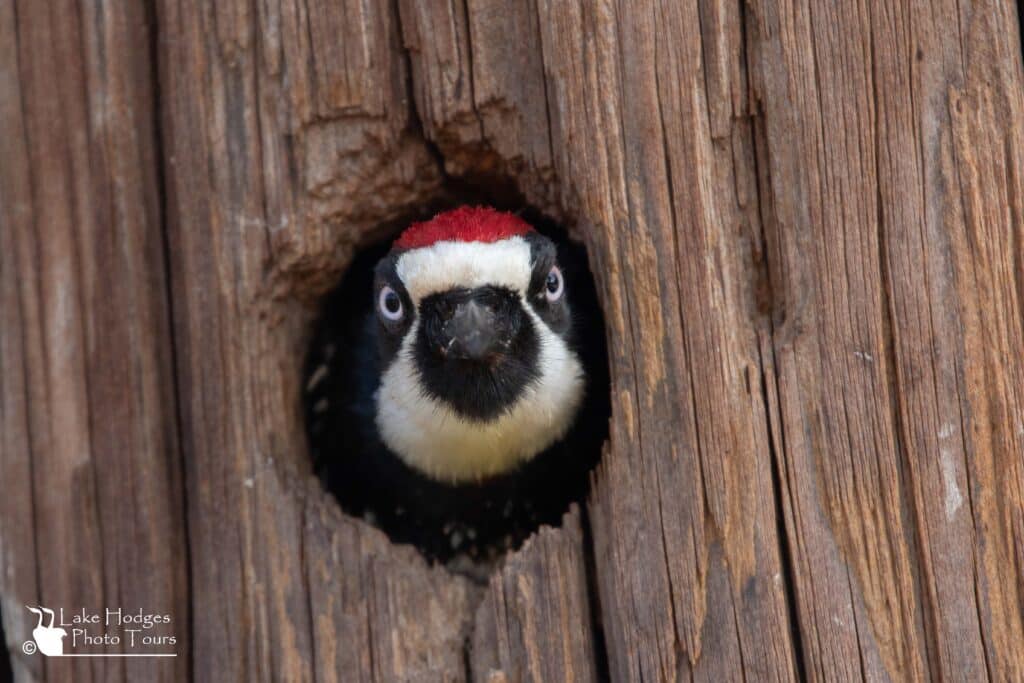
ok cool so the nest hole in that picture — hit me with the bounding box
[303,192,610,577]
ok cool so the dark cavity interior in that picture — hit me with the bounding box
[303,204,610,576]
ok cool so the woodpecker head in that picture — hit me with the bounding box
[372,206,585,483]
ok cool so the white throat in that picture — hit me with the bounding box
[375,293,585,484]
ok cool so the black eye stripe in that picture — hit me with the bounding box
[524,233,559,293]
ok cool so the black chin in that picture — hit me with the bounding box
[414,288,541,421]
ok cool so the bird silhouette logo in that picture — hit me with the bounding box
[23,606,67,656]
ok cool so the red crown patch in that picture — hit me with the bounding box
[394,206,533,251]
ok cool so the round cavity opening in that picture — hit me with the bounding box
[303,204,610,574]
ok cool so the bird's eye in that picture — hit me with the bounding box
[378,286,404,321]
[544,266,564,302]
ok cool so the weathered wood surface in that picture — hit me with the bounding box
[0,2,187,682]
[2,0,1023,682]
[471,507,601,682]
[749,1,1024,677]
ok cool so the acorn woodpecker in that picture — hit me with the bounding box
[305,206,608,565]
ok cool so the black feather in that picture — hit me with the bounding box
[304,234,609,567]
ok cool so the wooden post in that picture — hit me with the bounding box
[2,0,1023,681]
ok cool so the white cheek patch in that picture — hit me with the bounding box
[395,237,534,302]
[375,309,585,484]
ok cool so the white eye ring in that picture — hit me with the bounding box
[544,266,564,302]
[378,286,404,321]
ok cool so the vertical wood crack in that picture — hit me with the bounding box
[739,0,808,678]
[755,334,808,682]
[0,604,12,683]
[148,0,194,678]
[579,505,612,683]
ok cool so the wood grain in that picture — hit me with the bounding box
[156,0,468,680]
[303,480,475,682]
[471,507,600,682]
[0,1,188,681]
[522,0,799,677]
[747,0,1024,678]
[2,0,1023,680]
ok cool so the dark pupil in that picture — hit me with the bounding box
[384,291,401,313]
[546,271,559,293]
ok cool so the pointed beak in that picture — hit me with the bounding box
[443,299,502,360]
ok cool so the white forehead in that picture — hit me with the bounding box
[395,237,533,303]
